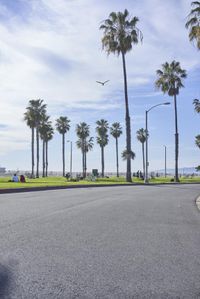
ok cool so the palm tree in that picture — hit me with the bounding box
[136,128,148,178]
[110,122,122,177]
[195,134,200,148]
[185,1,200,50]
[155,61,187,182]
[96,119,109,177]
[24,107,36,177]
[121,149,135,161]
[76,122,90,178]
[85,137,94,176]
[100,9,142,182]
[39,114,52,177]
[45,125,54,177]
[77,135,94,177]
[24,99,47,178]
[55,116,71,177]
[193,99,200,112]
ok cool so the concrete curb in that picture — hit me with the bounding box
[0,183,135,194]
[196,196,200,211]
[0,182,199,194]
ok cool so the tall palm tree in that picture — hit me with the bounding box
[55,116,71,177]
[24,107,36,177]
[136,128,148,178]
[100,9,142,182]
[45,126,54,177]
[193,98,200,112]
[155,61,187,182]
[96,119,109,177]
[110,122,122,177]
[76,122,90,178]
[39,114,51,177]
[76,135,94,177]
[85,137,94,176]
[24,99,47,178]
[185,1,200,50]
[195,134,200,148]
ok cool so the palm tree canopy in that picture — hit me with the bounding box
[24,99,47,127]
[100,9,143,55]
[24,110,35,128]
[55,116,71,134]
[96,135,109,147]
[46,126,54,142]
[96,119,109,147]
[136,128,148,144]
[185,1,200,49]
[76,136,94,152]
[39,119,54,142]
[155,61,187,96]
[110,122,122,139]
[76,122,90,139]
[96,119,109,135]
[85,137,94,152]
[195,134,200,148]
[121,149,135,161]
[193,99,200,113]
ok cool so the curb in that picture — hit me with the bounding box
[196,196,200,211]
[0,183,135,194]
[0,182,200,195]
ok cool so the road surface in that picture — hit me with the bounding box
[0,185,200,298]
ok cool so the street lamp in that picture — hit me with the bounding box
[67,140,73,178]
[164,145,167,178]
[144,102,170,183]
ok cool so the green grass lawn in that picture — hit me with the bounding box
[0,175,199,189]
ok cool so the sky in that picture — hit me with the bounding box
[0,0,199,174]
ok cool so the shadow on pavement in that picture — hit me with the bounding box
[0,264,12,298]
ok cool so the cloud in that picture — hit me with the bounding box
[0,0,199,170]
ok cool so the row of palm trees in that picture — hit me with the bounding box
[24,99,150,179]
[99,1,199,182]
[24,2,199,181]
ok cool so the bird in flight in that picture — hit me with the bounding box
[96,80,110,86]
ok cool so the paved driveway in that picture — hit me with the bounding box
[0,185,200,298]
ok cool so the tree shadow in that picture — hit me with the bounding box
[0,264,12,298]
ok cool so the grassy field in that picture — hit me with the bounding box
[0,175,199,189]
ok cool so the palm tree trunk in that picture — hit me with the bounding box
[36,126,39,178]
[116,137,119,177]
[142,143,145,178]
[31,127,35,177]
[42,140,45,177]
[122,52,132,182]
[101,146,104,177]
[82,150,84,178]
[62,133,65,177]
[46,141,48,177]
[84,152,87,178]
[174,93,179,182]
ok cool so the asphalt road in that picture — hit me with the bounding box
[0,185,200,299]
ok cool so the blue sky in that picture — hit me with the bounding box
[0,0,199,173]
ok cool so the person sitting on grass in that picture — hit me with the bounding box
[20,174,26,183]
[12,174,19,182]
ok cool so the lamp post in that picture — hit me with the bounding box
[144,102,170,183]
[164,145,167,178]
[67,140,72,178]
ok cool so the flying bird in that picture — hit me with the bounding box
[96,80,110,86]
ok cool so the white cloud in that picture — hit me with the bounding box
[0,0,199,170]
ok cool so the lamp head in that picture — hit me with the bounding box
[164,102,170,105]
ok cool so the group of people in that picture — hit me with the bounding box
[11,174,26,183]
